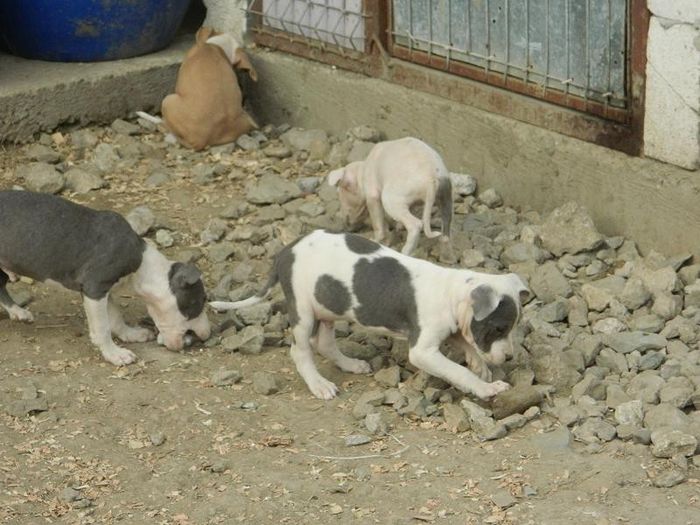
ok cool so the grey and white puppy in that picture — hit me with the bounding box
[0,191,211,365]
[211,230,529,400]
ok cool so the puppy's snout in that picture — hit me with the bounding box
[163,333,185,351]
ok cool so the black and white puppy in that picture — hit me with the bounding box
[210,230,529,400]
[0,190,211,365]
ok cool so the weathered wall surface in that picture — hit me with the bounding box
[245,50,700,258]
[644,1,700,170]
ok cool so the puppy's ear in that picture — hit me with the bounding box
[234,49,258,81]
[471,284,499,322]
[327,168,345,187]
[196,26,216,44]
[171,263,202,289]
[506,273,531,304]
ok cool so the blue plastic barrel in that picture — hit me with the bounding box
[0,0,191,62]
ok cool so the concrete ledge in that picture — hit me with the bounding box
[0,35,193,142]
[246,49,700,259]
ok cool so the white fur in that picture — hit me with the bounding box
[131,243,211,351]
[206,34,241,64]
[327,137,452,255]
[211,230,527,400]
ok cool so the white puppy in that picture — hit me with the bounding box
[327,137,453,255]
[211,230,529,400]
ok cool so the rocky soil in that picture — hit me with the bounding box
[0,119,699,525]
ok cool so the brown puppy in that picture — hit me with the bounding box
[160,27,258,150]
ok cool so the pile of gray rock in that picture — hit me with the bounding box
[8,118,699,486]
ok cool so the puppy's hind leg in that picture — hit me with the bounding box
[383,195,422,255]
[108,297,154,343]
[315,321,371,374]
[0,270,33,322]
[290,315,339,400]
[83,295,137,366]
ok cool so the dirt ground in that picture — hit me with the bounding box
[0,127,699,525]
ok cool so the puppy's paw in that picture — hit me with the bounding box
[9,306,34,323]
[475,380,510,400]
[340,358,372,375]
[307,376,339,400]
[425,230,442,239]
[102,346,138,366]
[118,326,154,343]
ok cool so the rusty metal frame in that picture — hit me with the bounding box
[247,0,649,156]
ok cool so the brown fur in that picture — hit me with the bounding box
[161,27,258,151]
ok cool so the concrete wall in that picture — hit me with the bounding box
[643,1,700,170]
[245,50,700,259]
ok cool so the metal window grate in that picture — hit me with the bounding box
[391,0,628,109]
[247,0,367,52]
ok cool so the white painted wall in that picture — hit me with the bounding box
[644,1,700,170]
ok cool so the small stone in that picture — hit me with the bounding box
[659,381,694,408]
[155,229,174,247]
[629,313,665,333]
[374,366,401,388]
[149,432,166,446]
[64,167,106,193]
[297,176,322,193]
[7,397,48,417]
[450,173,477,196]
[365,413,389,435]
[145,171,171,187]
[112,118,140,135]
[652,293,683,321]
[652,469,687,488]
[16,162,65,193]
[247,173,302,205]
[459,399,493,420]
[222,325,264,354]
[632,428,652,445]
[614,400,643,426]
[211,369,242,387]
[461,249,486,268]
[627,371,666,403]
[263,143,292,158]
[491,385,544,419]
[349,125,382,142]
[353,390,385,419]
[126,206,156,235]
[237,302,272,326]
[620,278,651,310]
[581,276,625,311]
[491,490,517,509]
[604,332,667,354]
[208,242,236,263]
[644,403,689,432]
[651,430,697,458]
[530,261,572,302]
[500,413,529,430]
[539,201,604,256]
[443,403,470,432]
[60,487,82,503]
[479,188,502,208]
[93,143,119,172]
[595,348,629,374]
[572,418,617,443]
[252,371,278,395]
[538,299,569,323]
[236,134,262,151]
[71,129,99,149]
[25,143,61,163]
[472,417,507,441]
[639,351,666,371]
[210,460,230,473]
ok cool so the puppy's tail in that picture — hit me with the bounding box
[437,176,453,237]
[209,265,279,312]
[135,111,163,124]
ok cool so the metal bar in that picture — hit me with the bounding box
[605,0,612,116]
[485,0,491,77]
[447,0,452,69]
[524,0,529,85]
[429,0,434,59]
[584,0,590,111]
[544,0,549,96]
[408,0,413,53]
[564,0,570,100]
[504,0,509,82]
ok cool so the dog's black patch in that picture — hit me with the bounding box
[168,263,207,319]
[274,236,305,326]
[345,233,381,254]
[0,191,145,300]
[314,274,351,315]
[470,295,517,353]
[352,257,420,345]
